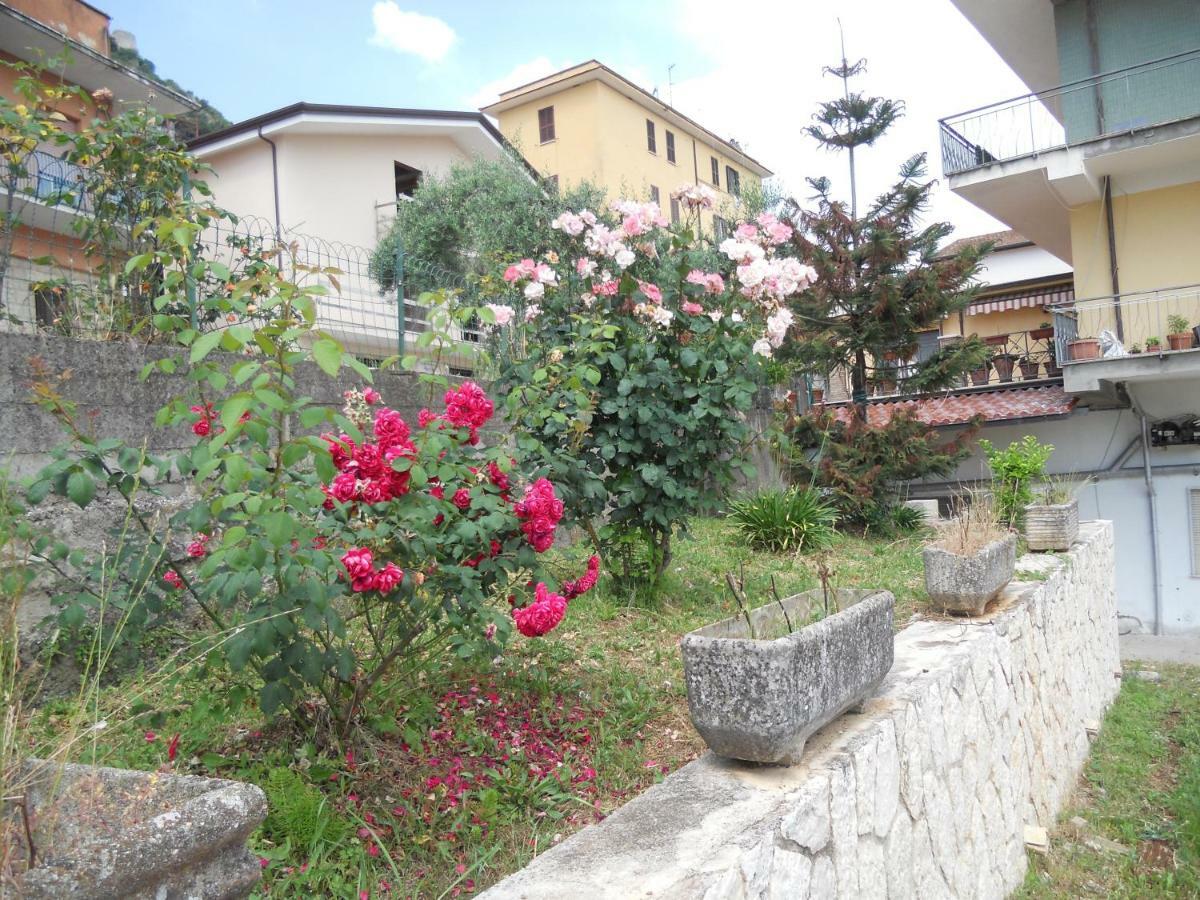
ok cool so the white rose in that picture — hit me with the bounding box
[614,247,636,269]
[486,303,515,327]
[752,338,773,357]
[524,281,545,300]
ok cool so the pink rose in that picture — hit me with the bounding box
[330,472,359,503]
[373,562,404,594]
[341,547,374,579]
[453,488,471,510]
[681,301,704,316]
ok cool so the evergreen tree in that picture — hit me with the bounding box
[785,56,990,419]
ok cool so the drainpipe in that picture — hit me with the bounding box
[257,126,283,240]
[1103,176,1124,341]
[1130,386,1165,635]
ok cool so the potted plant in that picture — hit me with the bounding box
[681,580,895,765]
[1147,336,1163,353]
[8,759,267,898]
[923,496,1016,616]
[1068,337,1101,360]
[983,333,1010,348]
[970,350,992,386]
[1045,343,1062,377]
[992,352,1019,382]
[1030,320,1055,341]
[1018,355,1041,379]
[1023,476,1088,551]
[1129,343,1143,355]
[1167,314,1195,351]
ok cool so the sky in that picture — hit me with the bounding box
[97,0,1032,238]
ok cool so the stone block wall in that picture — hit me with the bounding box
[481,522,1121,899]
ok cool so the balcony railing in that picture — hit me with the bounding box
[939,48,1200,176]
[5,149,90,213]
[1051,283,1200,363]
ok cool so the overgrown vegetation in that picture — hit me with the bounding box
[980,435,1054,529]
[727,487,838,553]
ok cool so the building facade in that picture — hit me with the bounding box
[189,103,515,370]
[933,0,1200,633]
[480,61,771,237]
[0,0,196,332]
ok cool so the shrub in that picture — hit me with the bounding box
[727,488,837,553]
[493,191,817,591]
[783,410,978,528]
[979,435,1053,529]
[889,504,927,533]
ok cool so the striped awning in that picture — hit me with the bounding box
[971,280,1074,315]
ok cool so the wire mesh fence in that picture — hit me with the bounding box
[0,172,486,375]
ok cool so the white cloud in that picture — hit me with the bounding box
[667,0,1031,238]
[368,2,456,63]
[469,57,560,109]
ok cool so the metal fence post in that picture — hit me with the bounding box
[395,241,405,358]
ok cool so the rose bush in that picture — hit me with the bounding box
[492,189,815,593]
[26,209,596,734]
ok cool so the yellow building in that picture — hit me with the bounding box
[480,60,771,237]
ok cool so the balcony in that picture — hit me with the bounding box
[1050,283,1200,400]
[937,49,1200,260]
[5,149,92,234]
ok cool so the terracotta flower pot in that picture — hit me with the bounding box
[1068,338,1100,360]
[1029,326,1054,341]
[992,353,1017,382]
[984,334,1010,347]
[1167,332,1195,351]
[970,364,991,386]
[1019,358,1041,379]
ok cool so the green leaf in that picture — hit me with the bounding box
[189,329,222,363]
[311,336,343,376]
[66,471,95,509]
[264,512,293,547]
[299,406,330,428]
[220,394,252,431]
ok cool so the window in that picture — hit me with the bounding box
[649,185,660,205]
[710,156,720,186]
[394,161,421,199]
[670,197,680,224]
[1191,489,1200,577]
[449,366,474,378]
[726,166,741,196]
[714,216,728,240]
[538,106,555,143]
[34,285,59,328]
[666,130,676,163]
[646,119,656,153]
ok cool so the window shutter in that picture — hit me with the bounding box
[1191,489,1200,577]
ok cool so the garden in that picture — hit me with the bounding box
[0,56,1185,899]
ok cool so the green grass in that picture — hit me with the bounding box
[23,516,929,897]
[1017,664,1200,898]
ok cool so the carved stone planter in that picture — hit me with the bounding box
[681,589,894,765]
[9,760,267,899]
[923,533,1017,616]
[1023,499,1079,551]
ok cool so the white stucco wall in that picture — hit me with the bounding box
[976,243,1073,287]
[481,523,1121,899]
[195,141,277,230]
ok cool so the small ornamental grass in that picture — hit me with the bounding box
[726,487,837,553]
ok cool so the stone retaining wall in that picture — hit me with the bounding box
[481,521,1121,899]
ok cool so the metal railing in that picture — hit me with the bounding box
[6,149,91,213]
[939,48,1200,176]
[1051,282,1200,363]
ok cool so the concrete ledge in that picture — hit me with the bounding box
[481,522,1120,899]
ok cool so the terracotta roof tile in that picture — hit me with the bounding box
[824,384,1076,428]
[938,229,1029,258]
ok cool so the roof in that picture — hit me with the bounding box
[0,2,196,114]
[938,229,1031,258]
[189,102,511,153]
[479,60,773,178]
[824,384,1076,428]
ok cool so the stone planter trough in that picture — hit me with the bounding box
[681,588,894,765]
[921,532,1017,619]
[923,532,1016,616]
[8,759,267,899]
[1023,499,1079,551]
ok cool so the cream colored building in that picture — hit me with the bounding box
[480,60,772,237]
[189,102,513,248]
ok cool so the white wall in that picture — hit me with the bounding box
[914,383,1200,634]
[977,242,1073,287]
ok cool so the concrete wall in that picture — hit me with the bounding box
[481,522,1121,899]
[0,332,456,478]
